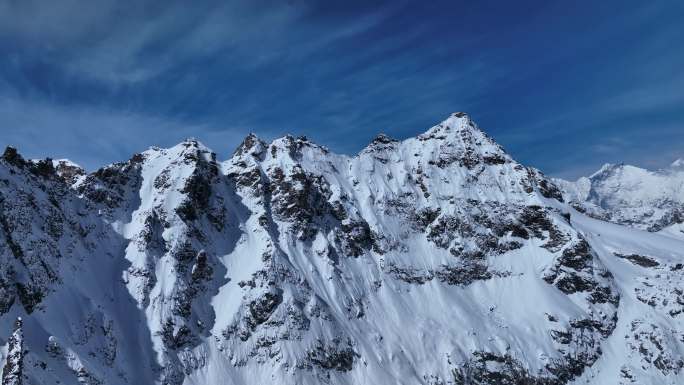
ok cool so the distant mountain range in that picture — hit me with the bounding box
[0,113,681,385]
[556,160,684,235]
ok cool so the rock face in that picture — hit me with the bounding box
[2,318,23,385]
[0,113,682,385]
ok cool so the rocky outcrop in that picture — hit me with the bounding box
[2,318,24,385]
[627,320,684,376]
[453,351,557,385]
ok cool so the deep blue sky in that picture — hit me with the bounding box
[0,0,682,179]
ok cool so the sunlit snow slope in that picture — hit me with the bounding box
[0,113,681,385]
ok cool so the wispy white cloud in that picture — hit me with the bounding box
[0,0,400,84]
[0,97,247,169]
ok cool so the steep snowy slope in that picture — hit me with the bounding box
[0,147,158,384]
[0,113,681,385]
[568,211,684,385]
[556,161,684,235]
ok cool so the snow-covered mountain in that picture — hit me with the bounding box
[0,113,682,385]
[556,160,684,237]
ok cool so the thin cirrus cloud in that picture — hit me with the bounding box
[0,0,398,84]
[0,96,242,170]
[0,0,682,179]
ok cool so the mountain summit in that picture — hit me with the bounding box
[0,114,682,385]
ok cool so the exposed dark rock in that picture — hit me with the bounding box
[452,351,557,385]
[15,282,45,313]
[191,250,213,282]
[335,220,374,257]
[233,133,267,159]
[627,320,684,375]
[365,133,399,162]
[538,179,564,202]
[427,215,464,249]
[525,169,564,202]
[269,166,333,237]
[410,207,442,231]
[633,271,684,317]
[483,154,508,165]
[306,338,357,372]
[228,167,263,195]
[370,133,397,145]
[2,318,24,385]
[78,161,141,209]
[557,241,592,271]
[160,319,194,350]
[519,206,566,249]
[544,316,618,383]
[27,158,56,179]
[614,253,660,268]
[1,147,26,169]
[385,263,434,285]
[434,262,495,286]
[176,169,213,222]
[248,291,283,329]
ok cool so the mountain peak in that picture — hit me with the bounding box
[370,133,397,144]
[412,113,511,168]
[450,111,470,118]
[2,146,26,168]
[178,137,211,151]
[418,112,491,144]
[670,158,684,169]
[266,134,330,162]
[233,133,267,159]
[360,133,399,155]
[141,138,215,165]
[590,162,626,179]
[423,112,473,133]
[441,111,475,128]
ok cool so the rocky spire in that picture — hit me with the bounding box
[1,147,26,169]
[233,133,267,159]
[2,318,24,385]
